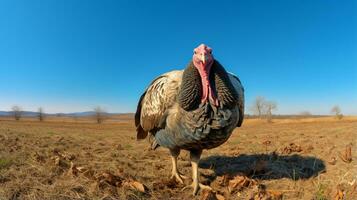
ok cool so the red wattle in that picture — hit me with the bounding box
[196,63,218,106]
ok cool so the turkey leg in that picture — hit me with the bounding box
[169,148,187,184]
[182,149,212,195]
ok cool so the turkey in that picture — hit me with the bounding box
[135,44,244,195]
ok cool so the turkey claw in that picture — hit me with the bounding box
[182,182,212,195]
[170,172,187,184]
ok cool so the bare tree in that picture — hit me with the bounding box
[251,96,266,118]
[331,105,343,120]
[300,110,312,117]
[299,111,312,118]
[38,107,45,122]
[264,101,277,122]
[11,105,22,121]
[94,106,106,124]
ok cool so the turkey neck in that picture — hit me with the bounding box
[179,60,239,111]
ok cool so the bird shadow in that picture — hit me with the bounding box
[199,153,326,182]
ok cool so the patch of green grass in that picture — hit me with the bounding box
[314,183,328,200]
[47,131,56,135]
[0,157,12,169]
[124,144,133,149]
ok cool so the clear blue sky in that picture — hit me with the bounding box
[0,0,356,115]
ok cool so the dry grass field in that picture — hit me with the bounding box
[0,116,356,200]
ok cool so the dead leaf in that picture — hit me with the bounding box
[267,190,283,200]
[339,146,352,163]
[228,175,257,193]
[251,184,267,200]
[123,180,148,193]
[200,190,225,200]
[334,185,344,200]
[218,174,232,187]
[250,184,283,200]
[96,172,123,187]
[200,189,217,200]
[280,143,302,154]
[215,193,225,200]
[328,157,337,165]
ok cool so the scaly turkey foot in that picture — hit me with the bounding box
[170,172,187,184]
[181,182,212,195]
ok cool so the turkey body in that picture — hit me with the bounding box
[135,60,244,150]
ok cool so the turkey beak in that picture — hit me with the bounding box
[201,54,207,64]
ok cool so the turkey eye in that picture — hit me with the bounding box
[194,51,197,54]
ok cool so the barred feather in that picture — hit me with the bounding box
[134,71,182,140]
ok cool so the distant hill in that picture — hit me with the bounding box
[54,111,97,117]
[0,111,129,117]
[0,111,39,117]
[0,111,11,116]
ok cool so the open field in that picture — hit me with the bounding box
[0,116,356,200]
